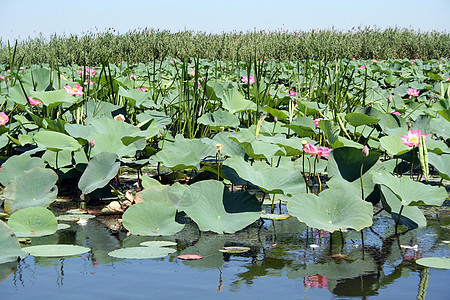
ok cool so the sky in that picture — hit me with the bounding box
[1,0,449,42]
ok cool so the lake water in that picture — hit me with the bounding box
[2,206,449,299]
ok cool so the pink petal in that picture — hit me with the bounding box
[177,254,203,260]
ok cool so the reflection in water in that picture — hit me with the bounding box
[1,210,449,299]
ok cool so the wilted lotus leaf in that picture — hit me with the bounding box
[287,188,373,233]
[3,167,58,213]
[0,221,28,264]
[122,201,184,236]
[8,207,58,238]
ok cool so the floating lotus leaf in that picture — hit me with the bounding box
[0,221,28,264]
[379,136,410,156]
[3,167,58,213]
[416,257,450,269]
[29,89,77,108]
[218,85,256,113]
[57,224,71,230]
[140,241,177,247]
[345,112,379,127]
[218,246,250,253]
[327,147,380,182]
[379,185,426,229]
[23,244,90,257]
[78,152,120,194]
[122,200,184,236]
[198,109,240,129]
[152,135,216,170]
[372,170,448,206]
[108,247,175,259]
[8,207,58,238]
[56,214,96,221]
[0,155,46,186]
[179,180,260,234]
[261,214,291,220]
[287,188,373,233]
[223,155,305,196]
[34,130,81,152]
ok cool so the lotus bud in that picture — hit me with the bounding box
[388,95,392,102]
[89,139,95,148]
[274,116,278,123]
[189,70,195,77]
[362,145,369,157]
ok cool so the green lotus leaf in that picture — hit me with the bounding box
[380,185,426,229]
[108,246,175,259]
[134,183,187,209]
[416,257,450,269]
[118,86,157,108]
[428,153,450,180]
[29,89,77,108]
[3,167,58,213]
[34,130,81,152]
[23,244,90,257]
[178,235,226,269]
[179,180,260,234]
[90,134,142,158]
[56,214,96,221]
[327,147,380,182]
[42,148,88,169]
[219,85,256,114]
[122,201,184,236]
[223,155,305,195]
[282,117,316,137]
[78,152,120,194]
[136,110,172,128]
[141,176,162,189]
[249,120,289,136]
[22,67,51,91]
[259,134,305,156]
[229,130,285,160]
[0,155,46,186]
[201,132,245,157]
[8,207,58,238]
[372,170,448,206]
[152,135,216,170]
[287,188,373,232]
[262,106,289,120]
[345,112,380,127]
[380,136,410,156]
[140,241,177,247]
[198,109,240,129]
[0,221,28,264]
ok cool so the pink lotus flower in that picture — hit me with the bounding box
[77,66,96,76]
[406,88,420,97]
[352,57,356,60]
[28,96,42,106]
[130,74,137,80]
[137,87,148,92]
[169,60,174,64]
[411,62,416,65]
[401,129,427,147]
[313,118,328,129]
[0,75,4,81]
[0,111,9,125]
[89,139,95,147]
[114,114,126,121]
[189,70,195,77]
[289,90,297,97]
[65,84,84,96]
[241,75,255,85]
[304,275,328,289]
[390,111,401,116]
[372,59,379,63]
[303,143,332,160]
[360,65,366,69]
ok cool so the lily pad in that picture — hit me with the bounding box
[287,188,373,233]
[179,180,261,234]
[416,257,450,269]
[8,207,58,238]
[108,247,175,259]
[140,241,177,247]
[122,200,184,236]
[24,245,90,257]
[78,152,120,194]
[218,246,251,253]
[0,221,28,264]
[3,167,58,213]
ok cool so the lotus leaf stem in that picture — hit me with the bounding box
[395,205,404,235]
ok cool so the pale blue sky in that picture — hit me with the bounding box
[1,0,449,42]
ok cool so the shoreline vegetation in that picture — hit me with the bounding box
[1,27,449,65]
